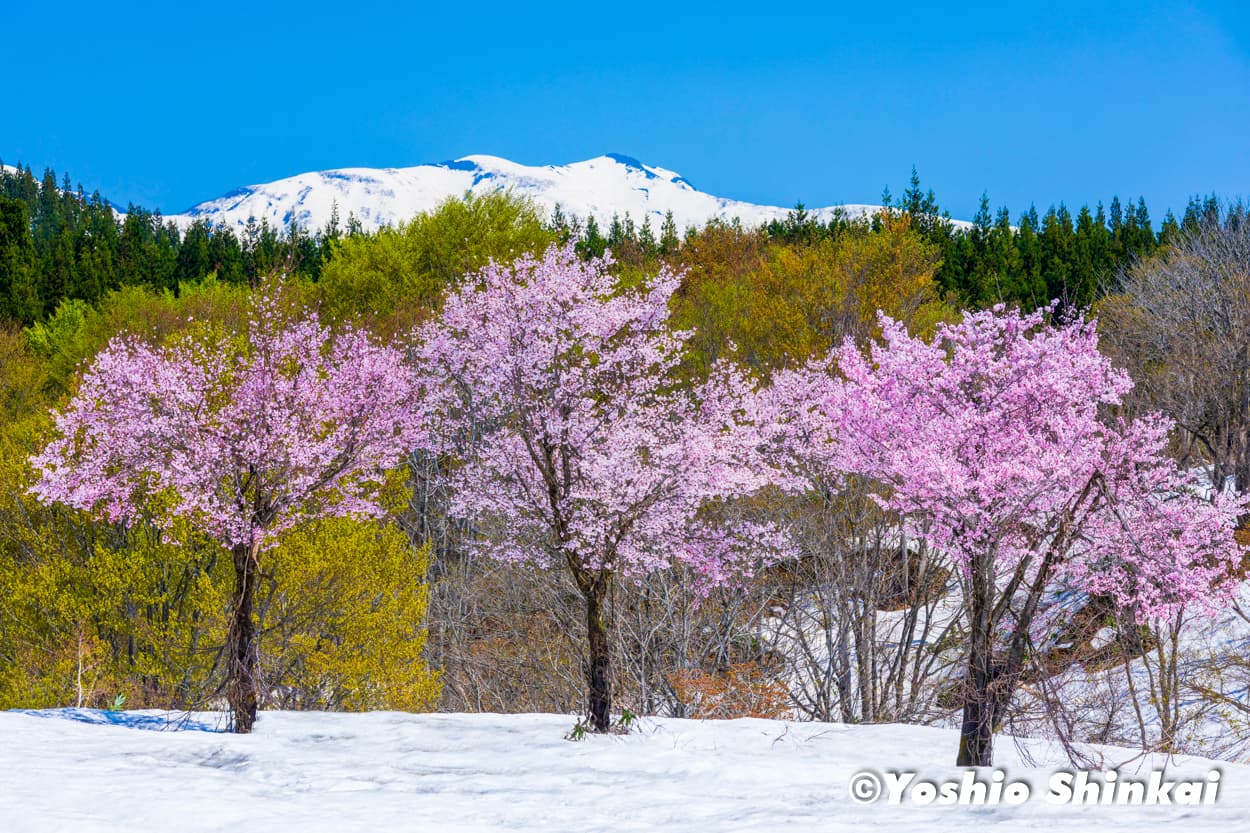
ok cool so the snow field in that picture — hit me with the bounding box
[2,709,1247,832]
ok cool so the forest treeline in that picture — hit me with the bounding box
[0,163,342,322]
[2,158,1248,759]
[0,160,1230,325]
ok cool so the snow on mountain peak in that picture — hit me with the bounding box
[170,154,885,234]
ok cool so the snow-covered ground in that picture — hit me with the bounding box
[2,709,1245,832]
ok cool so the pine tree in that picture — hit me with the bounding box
[577,215,607,259]
[177,220,213,283]
[639,216,657,254]
[0,198,41,322]
[659,210,679,255]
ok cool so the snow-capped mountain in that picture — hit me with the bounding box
[171,154,885,234]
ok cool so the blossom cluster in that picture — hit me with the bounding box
[766,304,1246,621]
[416,246,786,586]
[31,296,425,550]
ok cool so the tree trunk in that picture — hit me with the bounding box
[226,542,260,733]
[958,554,996,766]
[584,581,612,732]
[957,625,998,766]
[957,560,1043,766]
[958,701,994,766]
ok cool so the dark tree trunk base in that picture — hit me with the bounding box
[957,695,994,766]
[226,543,260,734]
[584,580,612,733]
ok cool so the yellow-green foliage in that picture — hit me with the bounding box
[24,277,262,395]
[0,497,441,712]
[317,191,558,334]
[0,290,439,714]
[672,213,952,375]
[0,337,220,709]
[0,512,228,710]
[262,518,441,712]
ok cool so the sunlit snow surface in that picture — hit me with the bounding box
[171,154,890,234]
[2,709,1246,832]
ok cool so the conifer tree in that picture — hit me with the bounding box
[0,198,42,322]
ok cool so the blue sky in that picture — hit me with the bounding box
[4,1,1248,220]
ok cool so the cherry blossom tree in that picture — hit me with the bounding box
[31,295,425,732]
[417,245,780,732]
[771,305,1246,765]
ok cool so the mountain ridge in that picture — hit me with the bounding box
[170,153,893,233]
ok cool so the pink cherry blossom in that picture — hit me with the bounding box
[31,294,425,549]
[770,304,1245,621]
[417,244,781,583]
